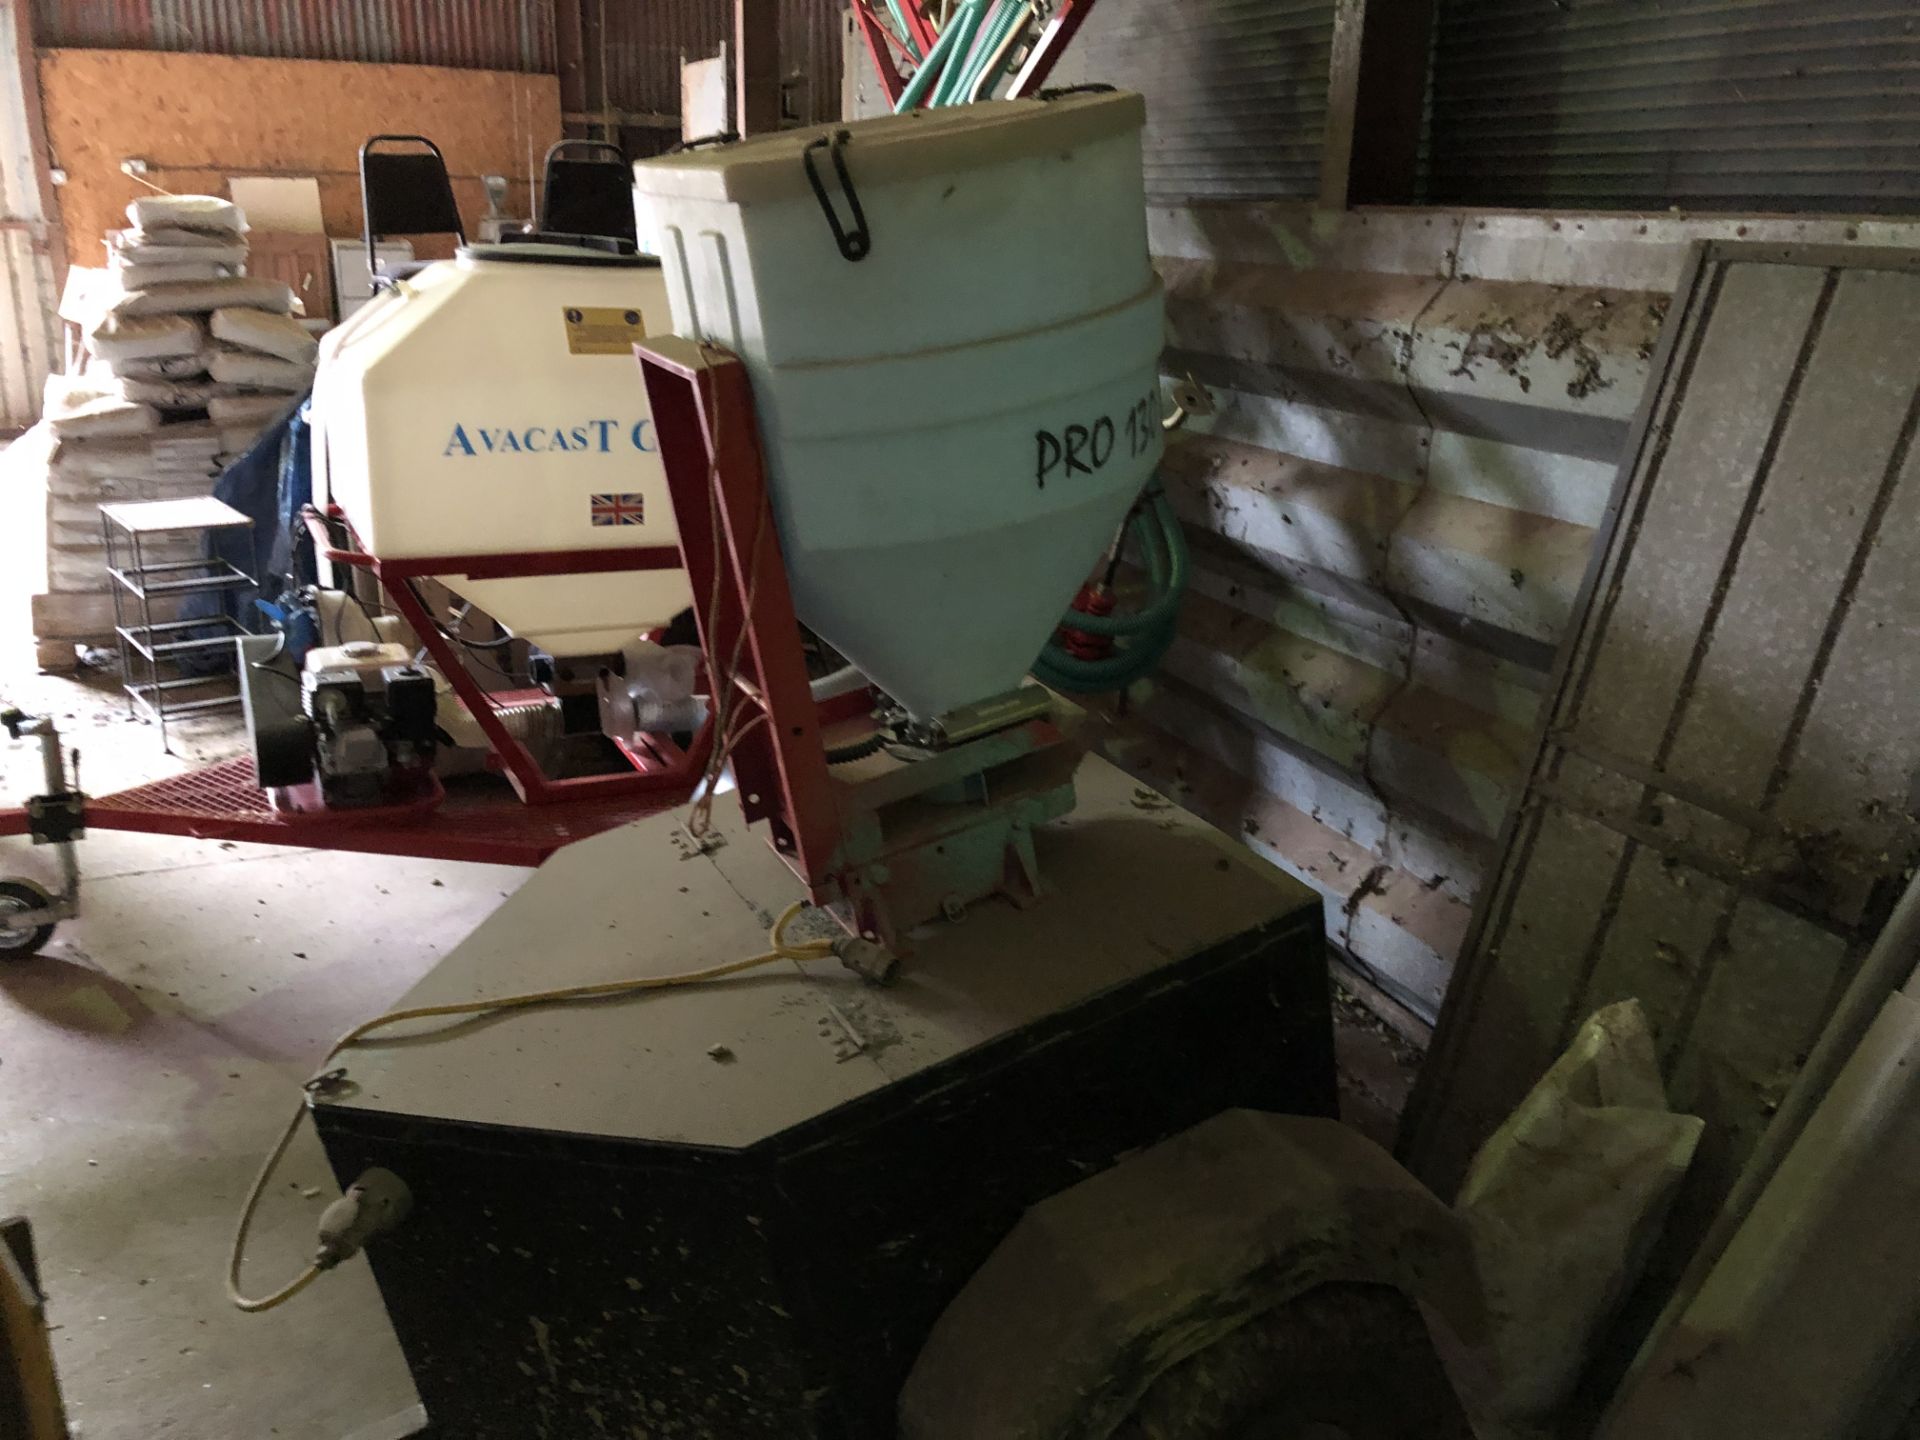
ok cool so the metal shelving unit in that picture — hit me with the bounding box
[101,498,256,753]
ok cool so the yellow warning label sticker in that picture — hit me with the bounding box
[562,305,647,356]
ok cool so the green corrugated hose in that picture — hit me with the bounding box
[1031,487,1188,694]
[946,0,1028,103]
[883,0,923,60]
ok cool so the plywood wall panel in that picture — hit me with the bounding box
[39,48,560,267]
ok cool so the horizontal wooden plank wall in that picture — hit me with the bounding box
[1089,206,1920,1027]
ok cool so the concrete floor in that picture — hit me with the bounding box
[0,697,526,1438]
[1,442,523,1437]
[1,827,522,1440]
[1,449,1420,1438]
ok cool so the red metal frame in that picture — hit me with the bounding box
[1005,0,1096,97]
[636,339,847,881]
[897,0,939,60]
[847,0,1097,109]
[0,759,678,866]
[0,508,711,867]
[851,0,911,108]
[302,505,711,806]
[636,338,1083,954]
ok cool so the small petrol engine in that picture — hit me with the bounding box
[301,643,439,806]
[248,640,439,807]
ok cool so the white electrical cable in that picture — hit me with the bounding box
[685,344,780,841]
[228,902,835,1312]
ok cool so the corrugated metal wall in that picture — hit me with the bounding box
[596,0,842,150]
[1047,0,1336,201]
[1095,206,1920,1025]
[594,0,723,146]
[0,4,59,429]
[31,0,556,71]
[1428,0,1920,214]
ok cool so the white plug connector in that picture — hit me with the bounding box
[833,934,898,986]
[314,1168,413,1270]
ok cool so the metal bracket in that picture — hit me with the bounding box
[24,793,85,847]
[1165,372,1216,431]
[801,131,872,262]
[827,719,1079,954]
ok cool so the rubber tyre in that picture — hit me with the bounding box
[0,879,55,958]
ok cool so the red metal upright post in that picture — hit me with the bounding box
[636,338,845,884]
[1005,0,1097,97]
[898,0,939,61]
[634,337,1085,957]
[849,0,911,108]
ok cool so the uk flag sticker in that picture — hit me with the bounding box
[590,492,645,526]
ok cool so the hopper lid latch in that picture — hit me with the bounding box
[802,130,872,263]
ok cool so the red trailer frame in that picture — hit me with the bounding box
[5,340,1078,940]
[0,517,717,868]
[299,505,711,807]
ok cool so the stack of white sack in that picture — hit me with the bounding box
[33,193,323,600]
[102,193,250,292]
[82,193,315,431]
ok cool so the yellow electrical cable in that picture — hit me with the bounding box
[229,902,834,1312]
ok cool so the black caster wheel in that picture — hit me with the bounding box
[0,879,55,958]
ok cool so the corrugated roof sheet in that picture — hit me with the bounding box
[597,0,842,132]
[598,0,723,121]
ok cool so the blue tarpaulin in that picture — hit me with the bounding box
[179,395,313,670]
[209,394,313,609]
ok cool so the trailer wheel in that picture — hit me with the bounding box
[0,880,55,958]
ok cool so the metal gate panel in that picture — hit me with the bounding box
[1403,244,1920,1260]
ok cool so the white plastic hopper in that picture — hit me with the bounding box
[313,244,691,657]
[632,91,1165,719]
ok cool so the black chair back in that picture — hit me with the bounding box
[359,135,465,286]
[540,139,636,247]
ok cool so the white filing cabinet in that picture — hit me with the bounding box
[330,238,413,319]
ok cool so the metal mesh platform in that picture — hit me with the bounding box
[78,759,680,866]
[93,758,278,825]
